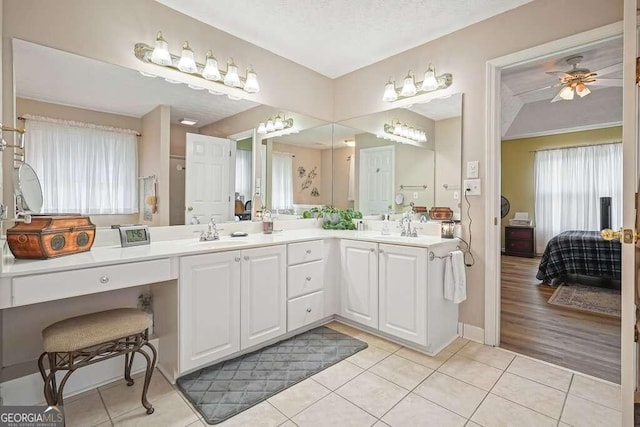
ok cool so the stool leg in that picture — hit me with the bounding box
[56,369,75,407]
[135,344,156,415]
[38,353,57,406]
[124,351,135,386]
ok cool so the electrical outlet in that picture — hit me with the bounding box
[453,191,459,200]
[464,179,481,196]
[467,161,479,178]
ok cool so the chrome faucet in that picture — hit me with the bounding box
[200,216,220,241]
[401,212,418,237]
[190,215,201,225]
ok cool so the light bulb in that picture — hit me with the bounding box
[177,41,197,73]
[382,80,398,102]
[224,59,241,87]
[274,115,284,130]
[576,83,591,98]
[393,121,402,135]
[202,51,221,80]
[151,31,172,65]
[400,72,417,97]
[421,64,438,91]
[257,122,267,134]
[401,124,409,138]
[558,85,575,100]
[265,119,275,133]
[244,67,260,93]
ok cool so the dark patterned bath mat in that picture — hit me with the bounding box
[176,325,367,424]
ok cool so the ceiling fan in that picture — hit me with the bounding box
[516,55,622,103]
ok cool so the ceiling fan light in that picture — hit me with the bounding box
[202,51,221,80]
[244,67,260,93]
[576,83,591,98]
[558,85,575,100]
[224,59,242,87]
[383,80,398,102]
[400,72,417,97]
[177,41,198,73]
[257,122,267,134]
[421,64,438,91]
[151,31,172,65]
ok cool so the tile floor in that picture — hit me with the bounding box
[62,321,622,426]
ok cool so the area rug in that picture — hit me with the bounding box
[548,283,621,318]
[176,326,368,424]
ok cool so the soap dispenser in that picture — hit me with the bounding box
[381,214,391,235]
[262,210,273,234]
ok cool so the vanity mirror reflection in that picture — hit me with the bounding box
[334,93,462,218]
[11,38,329,227]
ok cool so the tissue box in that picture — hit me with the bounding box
[508,219,532,227]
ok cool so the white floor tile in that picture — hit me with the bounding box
[457,342,515,370]
[325,321,363,337]
[369,354,433,390]
[569,374,621,411]
[506,356,572,391]
[63,389,111,427]
[471,394,556,427]
[413,372,486,418]
[312,360,364,390]
[112,392,199,427]
[292,393,377,427]
[347,346,391,369]
[395,347,454,370]
[381,393,466,427]
[100,369,175,418]
[444,337,469,353]
[353,331,402,352]
[560,394,622,427]
[491,372,565,419]
[267,379,330,418]
[336,372,408,418]
[437,354,503,391]
[213,402,286,427]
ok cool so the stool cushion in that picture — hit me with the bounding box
[42,308,151,353]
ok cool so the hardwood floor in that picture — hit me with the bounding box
[500,255,621,384]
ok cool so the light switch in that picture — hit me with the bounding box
[467,161,479,178]
[453,191,459,200]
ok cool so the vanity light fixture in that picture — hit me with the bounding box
[383,62,452,103]
[383,120,427,143]
[179,118,198,126]
[257,113,294,136]
[135,31,260,98]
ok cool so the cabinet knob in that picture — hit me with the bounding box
[99,276,110,284]
[306,308,312,313]
[379,249,384,254]
[235,257,241,262]
[306,249,312,254]
[370,248,375,253]
[306,276,312,281]
[244,256,250,261]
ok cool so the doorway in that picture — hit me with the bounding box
[358,145,395,215]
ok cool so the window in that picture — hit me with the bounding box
[25,117,138,215]
[271,151,293,210]
[534,142,622,252]
[235,148,252,201]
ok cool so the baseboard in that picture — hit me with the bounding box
[459,323,485,344]
[0,337,159,405]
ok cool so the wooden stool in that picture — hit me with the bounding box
[37,308,157,414]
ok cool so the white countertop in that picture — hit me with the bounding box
[0,229,460,277]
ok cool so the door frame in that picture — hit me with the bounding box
[483,20,633,416]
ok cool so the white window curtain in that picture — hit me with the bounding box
[534,143,622,253]
[271,151,293,210]
[235,148,252,201]
[25,116,138,215]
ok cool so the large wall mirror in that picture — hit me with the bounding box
[12,39,330,227]
[334,93,463,218]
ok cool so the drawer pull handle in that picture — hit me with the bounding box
[370,248,375,253]
[99,276,110,284]
[306,308,312,313]
[235,257,241,262]
[306,276,312,281]
[379,249,385,254]
[306,249,312,254]
[244,256,250,261]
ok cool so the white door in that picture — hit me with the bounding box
[180,251,241,372]
[241,245,287,349]
[185,133,232,224]
[359,145,395,215]
[340,240,379,328]
[379,244,427,346]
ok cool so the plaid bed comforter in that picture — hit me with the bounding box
[536,230,621,283]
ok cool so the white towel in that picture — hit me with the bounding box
[444,250,466,303]
[347,156,355,201]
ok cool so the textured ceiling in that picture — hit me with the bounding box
[13,40,259,127]
[155,0,533,78]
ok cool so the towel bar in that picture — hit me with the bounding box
[429,246,461,261]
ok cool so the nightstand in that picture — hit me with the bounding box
[504,226,536,257]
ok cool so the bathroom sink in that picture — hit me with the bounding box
[187,239,246,247]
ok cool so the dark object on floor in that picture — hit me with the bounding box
[38,308,157,414]
[504,226,535,258]
[177,326,367,424]
[536,230,621,284]
[635,402,640,426]
[548,282,621,318]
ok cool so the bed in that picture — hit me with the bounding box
[536,230,621,284]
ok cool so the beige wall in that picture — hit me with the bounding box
[333,0,622,327]
[170,124,199,157]
[331,146,355,209]
[272,142,324,206]
[140,105,170,226]
[434,117,462,213]
[501,126,623,248]
[16,97,141,227]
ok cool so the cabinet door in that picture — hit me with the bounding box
[241,245,287,349]
[180,251,241,372]
[340,240,379,328]
[379,244,427,346]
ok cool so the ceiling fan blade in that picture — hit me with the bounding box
[592,62,623,77]
[545,71,572,79]
[513,82,562,97]
[589,78,623,87]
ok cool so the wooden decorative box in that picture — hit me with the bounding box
[428,207,454,220]
[7,215,96,259]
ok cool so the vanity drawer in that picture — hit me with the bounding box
[12,259,173,306]
[288,240,324,265]
[288,291,324,331]
[288,260,324,299]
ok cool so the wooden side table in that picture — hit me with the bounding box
[504,226,536,257]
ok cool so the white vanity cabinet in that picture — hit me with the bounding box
[378,244,427,346]
[287,240,325,331]
[180,251,241,372]
[240,245,287,349]
[340,240,379,328]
